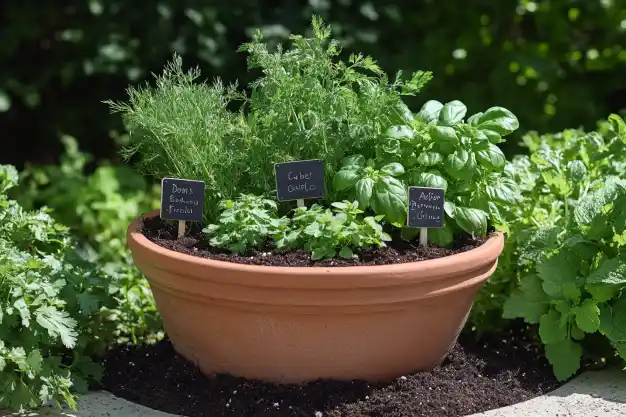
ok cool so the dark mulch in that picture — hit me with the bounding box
[100,322,562,417]
[141,216,488,267]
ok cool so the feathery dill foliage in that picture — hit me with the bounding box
[107,16,432,220]
[105,57,248,222]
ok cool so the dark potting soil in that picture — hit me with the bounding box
[141,216,488,267]
[100,322,562,417]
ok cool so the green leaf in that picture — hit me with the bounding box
[567,160,587,182]
[429,125,459,145]
[416,100,443,124]
[586,284,619,302]
[573,176,626,226]
[453,206,487,236]
[385,125,414,140]
[380,162,405,177]
[545,338,582,381]
[339,246,353,259]
[438,100,467,126]
[417,152,443,166]
[483,129,504,144]
[445,149,471,178]
[503,275,550,324]
[608,113,626,143]
[355,178,374,210]
[573,299,600,333]
[333,169,361,191]
[476,144,506,171]
[76,292,100,315]
[428,221,454,246]
[477,107,519,136]
[484,175,523,204]
[539,309,569,344]
[370,177,407,225]
[586,257,626,285]
[467,112,483,126]
[599,298,626,343]
[412,172,448,191]
[35,306,78,349]
[537,251,580,298]
[339,154,366,171]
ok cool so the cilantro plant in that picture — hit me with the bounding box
[496,114,626,381]
[0,165,115,411]
[333,100,522,242]
[107,17,432,222]
[15,137,162,345]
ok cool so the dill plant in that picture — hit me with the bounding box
[107,16,432,220]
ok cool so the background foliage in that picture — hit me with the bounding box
[2,0,626,168]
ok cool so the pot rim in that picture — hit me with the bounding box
[128,210,504,278]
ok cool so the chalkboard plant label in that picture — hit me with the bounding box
[407,187,445,246]
[160,177,205,238]
[275,159,325,205]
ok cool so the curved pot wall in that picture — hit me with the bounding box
[127,210,504,383]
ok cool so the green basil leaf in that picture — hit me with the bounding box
[412,172,448,191]
[483,129,504,144]
[477,107,519,136]
[385,125,414,140]
[416,152,443,166]
[454,206,488,236]
[355,178,374,209]
[467,112,483,126]
[333,169,361,191]
[416,100,443,124]
[339,154,366,170]
[391,100,414,125]
[444,149,476,178]
[444,148,468,178]
[428,220,454,246]
[476,144,506,171]
[371,177,407,225]
[380,162,405,177]
[430,125,459,145]
[444,201,456,218]
[438,100,467,126]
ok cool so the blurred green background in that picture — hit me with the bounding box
[2,0,626,168]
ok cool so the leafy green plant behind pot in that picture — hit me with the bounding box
[332,100,522,244]
[499,114,626,381]
[106,16,433,222]
[14,136,162,345]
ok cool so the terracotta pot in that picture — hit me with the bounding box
[127,210,504,383]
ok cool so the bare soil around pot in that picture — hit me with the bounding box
[141,216,487,267]
[100,322,561,417]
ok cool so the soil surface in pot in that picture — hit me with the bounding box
[101,322,561,417]
[141,216,488,267]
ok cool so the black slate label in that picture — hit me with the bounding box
[160,178,205,222]
[407,187,445,228]
[275,159,325,201]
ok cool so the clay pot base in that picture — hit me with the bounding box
[101,323,562,417]
[141,215,489,267]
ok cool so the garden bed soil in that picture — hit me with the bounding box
[100,322,562,417]
[141,216,488,267]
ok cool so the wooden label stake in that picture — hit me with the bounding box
[419,227,428,246]
[178,220,186,239]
